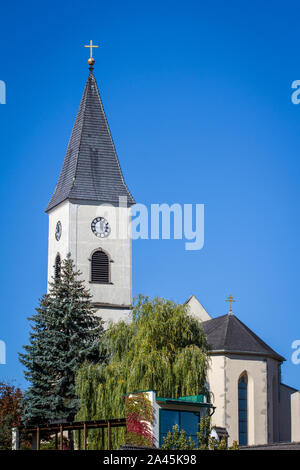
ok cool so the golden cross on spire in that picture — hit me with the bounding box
[225,294,236,315]
[84,40,99,67]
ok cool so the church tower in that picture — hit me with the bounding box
[46,47,135,323]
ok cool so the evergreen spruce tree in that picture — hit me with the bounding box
[19,254,104,425]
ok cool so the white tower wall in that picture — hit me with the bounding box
[48,200,132,324]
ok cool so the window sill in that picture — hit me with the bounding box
[89,281,113,285]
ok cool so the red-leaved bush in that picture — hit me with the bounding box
[0,381,23,449]
[125,393,154,447]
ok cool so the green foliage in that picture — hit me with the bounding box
[0,381,23,450]
[19,254,104,424]
[229,440,239,450]
[76,295,209,449]
[125,393,154,447]
[161,425,196,450]
[197,414,229,450]
[196,414,212,449]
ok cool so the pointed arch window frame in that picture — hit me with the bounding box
[89,247,113,285]
[238,371,248,446]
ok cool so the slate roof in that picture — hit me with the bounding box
[201,313,285,362]
[46,69,135,212]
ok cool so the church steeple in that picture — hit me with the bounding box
[46,65,135,212]
[46,47,134,324]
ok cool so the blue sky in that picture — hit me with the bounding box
[0,0,300,390]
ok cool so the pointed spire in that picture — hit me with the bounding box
[46,66,135,212]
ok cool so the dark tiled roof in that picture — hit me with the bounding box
[201,314,284,362]
[46,70,135,212]
[214,427,229,439]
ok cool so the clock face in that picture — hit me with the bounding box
[91,217,111,238]
[55,221,62,241]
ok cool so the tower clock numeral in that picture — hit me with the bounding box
[91,217,111,238]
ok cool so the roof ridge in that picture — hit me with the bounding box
[70,73,90,193]
[223,314,231,349]
[201,313,227,326]
[201,312,284,362]
[232,315,284,360]
[45,76,89,211]
[92,73,135,205]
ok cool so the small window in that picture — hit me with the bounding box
[54,254,61,279]
[91,250,109,283]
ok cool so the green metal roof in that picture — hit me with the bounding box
[125,391,212,408]
[156,394,211,407]
[178,394,206,403]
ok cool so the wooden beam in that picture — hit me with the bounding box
[60,424,63,450]
[17,417,126,433]
[107,420,111,450]
[101,427,105,450]
[83,423,87,450]
[36,426,40,451]
[16,416,127,451]
[78,429,81,451]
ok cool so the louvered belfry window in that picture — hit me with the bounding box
[91,250,109,283]
[54,254,61,279]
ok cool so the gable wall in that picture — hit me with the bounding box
[208,353,269,446]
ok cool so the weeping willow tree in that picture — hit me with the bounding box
[75,295,209,449]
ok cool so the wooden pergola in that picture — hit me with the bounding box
[14,418,126,450]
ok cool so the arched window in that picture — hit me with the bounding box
[238,373,248,446]
[54,253,61,279]
[91,250,110,283]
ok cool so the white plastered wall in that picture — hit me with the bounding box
[146,391,160,448]
[208,353,269,446]
[185,295,211,322]
[291,391,300,442]
[47,200,70,285]
[47,200,132,324]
